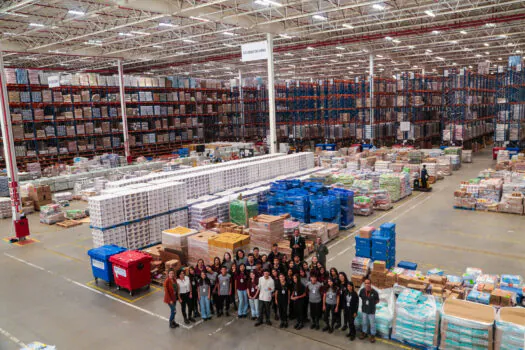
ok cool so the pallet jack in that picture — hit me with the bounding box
[413,177,432,192]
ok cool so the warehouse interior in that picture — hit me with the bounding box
[0,1,525,350]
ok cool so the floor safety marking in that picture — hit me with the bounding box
[86,279,160,304]
[4,252,201,330]
[3,237,39,246]
[0,326,27,348]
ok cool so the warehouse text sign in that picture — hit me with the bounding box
[48,75,60,88]
[242,41,268,62]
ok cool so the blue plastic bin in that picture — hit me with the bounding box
[355,246,371,258]
[397,261,417,271]
[325,144,336,151]
[87,245,127,285]
[506,147,520,156]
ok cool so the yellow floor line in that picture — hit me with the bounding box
[3,237,40,246]
[440,229,525,246]
[399,238,525,262]
[377,338,415,349]
[86,280,160,303]
[42,247,85,263]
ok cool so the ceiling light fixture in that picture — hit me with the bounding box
[485,51,490,55]
[450,40,458,44]
[313,14,328,21]
[460,30,467,35]
[223,31,237,36]
[485,23,496,28]
[424,10,435,17]
[68,10,85,16]
[372,4,385,10]
[342,24,354,29]
[84,40,103,46]
[189,16,211,22]
[159,23,177,27]
[432,30,440,34]
[183,39,197,43]
[301,57,308,61]
[280,34,293,39]
[475,54,482,57]
[408,45,415,49]
[517,50,522,53]
[223,43,235,47]
[498,57,502,61]
[385,36,393,41]
[337,54,343,57]
[153,45,163,49]
[336,46,345,50]
[130,31,150,35]
[425,49,432,53]
[376,54,383,58]
[330,60,338,63]
[29,23,45,27]
[118,32,134,37]
[392,39,401,43]
[436,56,445,60]
[254,0,283,7]
[468,65,473,69]
[306,46,314,50]
[498,34,508,39]
[284,53,294,56]
[484,43,489,47]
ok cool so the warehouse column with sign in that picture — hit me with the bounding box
[369,53,374,145]
[0,51,30,240]
[117,59,131,163]
[266,33,277,154]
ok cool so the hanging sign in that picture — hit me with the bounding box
[48,75,60,88]
[241,41,268,62]
[400,121,411,132]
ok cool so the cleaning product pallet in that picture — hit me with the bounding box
[56,219,83,228]
[390,337,435,350]
[453,206,476,211]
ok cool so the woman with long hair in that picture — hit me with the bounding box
[322,278,340,333]
[188,266,200,319]
[235,263,249,318]
[247,271,259,320]
[222,252,233,271]
[177,269,195,324]
[235,249,247,266]
[198,271,212,321]
[290,274,307,329]
[195,258,206,276]
[338,272,350,331]
[230,263,238,311]
[212,256,222,273]
[163,269,180,328]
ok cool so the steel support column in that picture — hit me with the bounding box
[267,33,277,154]
[117,59,131,163]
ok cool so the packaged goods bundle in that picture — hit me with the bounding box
[379,173,401,202]
[421,163,437,177]
[283,219,300,236]
[352,179,373,195]
[369,190,393,210]
[229,199,258,227]
[392,289,440,349]
[39,204,65,224]
[453,190,477,209]
[332,174,354,188]
[309,195,340,224]
[355,288,395,339]
[0,198,12,218]
[495,307,525,350]
[479,178,503,202]
[389,163,405,172]
[249,214,285,250]
[440,299,495,350]
[375,160,391,171]
[408,150,423,164]
[351,256,371,276]
[187,230,218,266]
[498,193,524,214]
[476,198,499,212]
[54,192,73,202]
[354,196,373,216]
[467,290,491,305]
[300,222,329,244]
[65,209,87,220]
[462,150,473,163]
[162,226,198,261]
[208,232,250,263]
[497,150,510,163]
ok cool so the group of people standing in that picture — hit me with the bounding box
[163,229,380,343]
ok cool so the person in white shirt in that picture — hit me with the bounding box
[254,270,275,326]
[177,270,195,324]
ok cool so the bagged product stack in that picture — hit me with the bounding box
[438,156,453,176]
[355,288,395,339]
[462,150,473,163]
[351,257,371,281]
[379,173,402,202]
[328,188,354,227]
[494,307,525,350]
[249,214,285,251]
[162,226,199,261]
[208,232,250,262]
[392,289,440,349]
[498,192,524,214]
[230,199,258,227]
[354,196,373,216]
[187,230,219,266]
[374,160,391,172]
[39,204,65,224]
[440,299,495,350]
[0,198,12,218]
[369,189,393,210]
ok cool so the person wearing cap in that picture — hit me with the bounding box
[359,279,380,343]
[254,269,275,326]
[289,228,306,262]
[342,282,359,340]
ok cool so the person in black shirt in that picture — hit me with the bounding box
[338,272,350,331]
[290,274,307,330]
[271,257,283,275]
[358,279,380,343]
[421,164,429,189]
[275,273,290,328]
[342,282,359,340]
[267,243,283,264]
[188,266,200,319]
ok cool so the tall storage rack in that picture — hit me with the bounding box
[495,66,525,147]
[442,69,496,148]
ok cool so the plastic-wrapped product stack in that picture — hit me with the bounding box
[328,188,354,227]
[392,289,440,349]
[462,150,473,163]
[230,199,258,227]
[309,195,340,225]
[332,174,355,188]
[374,160,391,172]
[355,288,395,339]
[0,198,12,218]
[352,179,373,195]
[369,189,393,210]
[440,299,495,350]
[379,173,401,202]
[0,177,9,197]
[354,196,373,216]
[39,204,65,224]
[162,226,199,260]
[495,307,525,350]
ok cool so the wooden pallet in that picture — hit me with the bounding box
[56,219,83,228]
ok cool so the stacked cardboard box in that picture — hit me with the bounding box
[249,215,285,251]
[440,299,495,350]
[208,232,250,262]
[300,222,329,243]
[370,261,388,288]
[162,226,199,262]
[489,289,514,307]
[495,307,525,350]
[28,185,52,211]
[187,230,219,266]
[276,239,292,257]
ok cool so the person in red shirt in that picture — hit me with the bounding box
[163,269,180,329]
[235,263,249,318]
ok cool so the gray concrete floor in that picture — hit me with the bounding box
[1,150,524,350]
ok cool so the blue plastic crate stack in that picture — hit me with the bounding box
[355,222,396,269]
[264,179,354,227]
